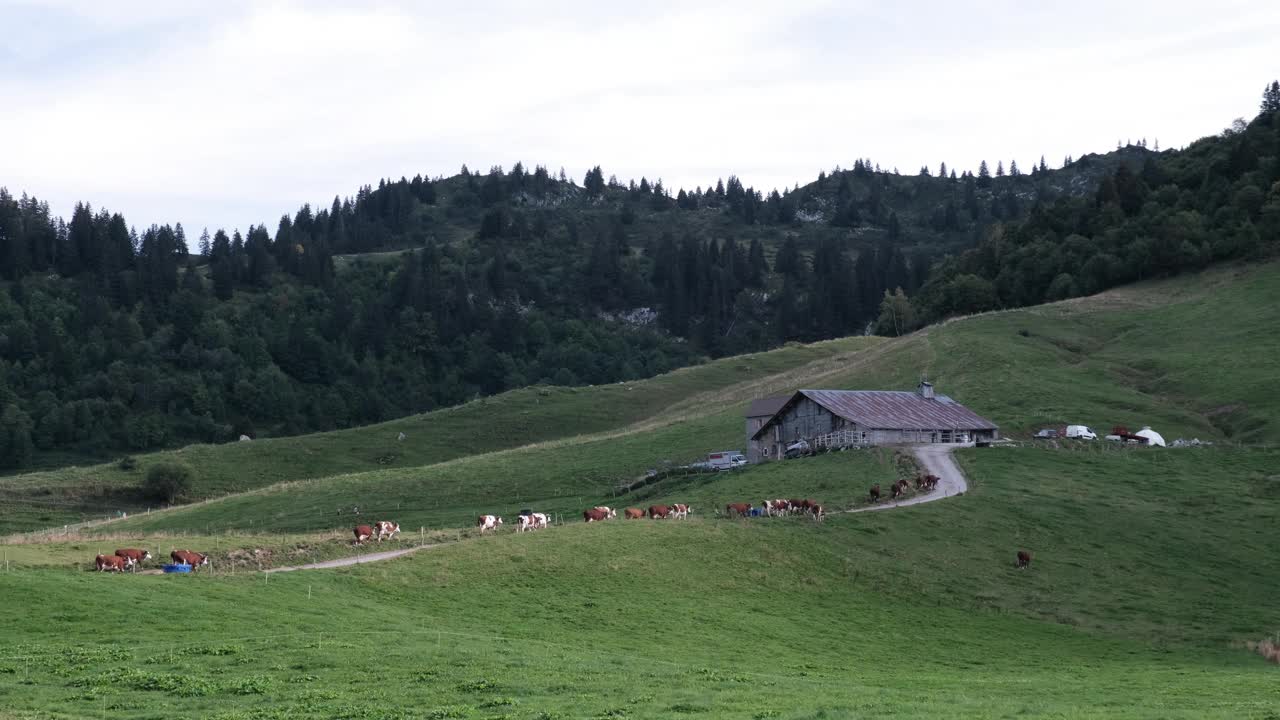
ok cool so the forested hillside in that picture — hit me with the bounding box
[1,84,1277,468]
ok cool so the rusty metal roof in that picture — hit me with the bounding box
[745,395,790,418]
[752,389,998,439]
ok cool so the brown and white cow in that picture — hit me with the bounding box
[592,506,617,519]
[648,504,671,519]
[115,548,151,571]
[354,524,375,544]
[810,504,825,521]
[374,521,400,541]
[477,515,503,533]
[624,508,645,520]
[891,482,904,500]
[671,503,690,519]
[583,508,612,523]
[726,502,752,517]
[1016,550,1033,569]
[515,514,535,533]
[869,485,881,503]
[171,549,209,570]
[531,512,549,529]
[95,554,130,572]
[763,499,785,516]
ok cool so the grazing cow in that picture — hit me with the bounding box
[624,508,645,520]
[477,515,503,533]
[353,524,375,544]
[531,512,549,529]
[583,508,612,523]
[95,554,130,572]
[375,521,400,541]
[1016,550,1033,569]
[115,548,151,571]
[726,502,752,517]
[671,503,690,519]
[810,504,825,521]
[789,498,806,515]
[648,504,672,519]
[170,550,209,570]
[591,506,618,519]
[869,485,881,503]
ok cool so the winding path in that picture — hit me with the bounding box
[265,543,442,573]
[845,443,969,513]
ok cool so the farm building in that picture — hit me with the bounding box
[744,396,790,463]
[748,382,999,459]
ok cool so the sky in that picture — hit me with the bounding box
[2,0,1279,239]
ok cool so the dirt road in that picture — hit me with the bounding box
[846,443,969,513]
[265,544,441,573]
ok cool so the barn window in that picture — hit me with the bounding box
[763,447,770,457]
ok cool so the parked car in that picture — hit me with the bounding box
[784,440,811,459]
[1065,425,1097,440]
[1033,428,1058,439]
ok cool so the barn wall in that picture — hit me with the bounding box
[745,415,773,463]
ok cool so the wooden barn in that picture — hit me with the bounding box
[747,382,998,460]
[744,395,790,463]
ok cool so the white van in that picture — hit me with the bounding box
[707,451,746,470]
[1065,425,1098,440]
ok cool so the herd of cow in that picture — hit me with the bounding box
[93,548,209,573]
[869,474,940,503]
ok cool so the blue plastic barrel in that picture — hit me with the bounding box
[163,563,192,573]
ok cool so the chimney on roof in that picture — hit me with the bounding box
[918,379,935,400]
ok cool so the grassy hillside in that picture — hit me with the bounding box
[0,338,880,534]
[86,260,1280,540]
[2,262,1279,718]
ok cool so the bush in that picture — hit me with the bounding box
[117,456,138,471]
[144,462,193,503]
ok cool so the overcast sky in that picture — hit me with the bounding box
[3,1,1278,239]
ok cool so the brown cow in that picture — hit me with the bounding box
[869,484,881,503]
[924,474,940,491]
[1016,550,1033,569]
[170,550,209,570]
[891,482,904,500]
[624,507,645,520]
[95,554,129,572]
[726,502,752,517]
[583,508,611,523]
[115,548,151,571]
[648,504,671,519]
[353,524,375,544]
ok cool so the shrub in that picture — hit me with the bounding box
[117,456,138,471]
[143,462,193,503]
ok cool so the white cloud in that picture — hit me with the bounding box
[1,0,1278,235]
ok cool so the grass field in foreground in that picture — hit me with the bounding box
[2,445,1277,718]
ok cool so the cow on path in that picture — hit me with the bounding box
[115,548,151,571]
[171,550,209,570]
[95,554,130,572]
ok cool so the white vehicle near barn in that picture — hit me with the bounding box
[707,450,747,470]
[1065,425,1098,440]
